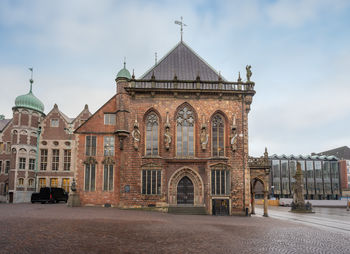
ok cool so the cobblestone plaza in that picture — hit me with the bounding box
[0,204,349,254]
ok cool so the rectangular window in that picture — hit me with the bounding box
[62,178,70,193]
[211,170,230,195]
[40,149,48,170]
[64,150,71,171]
[272,160,281,194]
[39,178,46,189]
[141,170,161,195]
[19,157,26,170]
[50,178,58,187]
[306,160,314,194]
[104,136,115,156]
[104,114,116,125]
[50,119,59,127]
[29,159,35,171]
[52,149,59,171]
[103,164,114,191]
[0,161,2,173]
[85,164,96,191]
[85,136,96,156]
[5,161,10,174]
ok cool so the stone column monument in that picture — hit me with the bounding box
[291,162,313,213]
[67,179,81,207]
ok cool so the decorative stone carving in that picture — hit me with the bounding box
[164,112,171,150]
[229,114,237,152]
[102,156,115,165]
[131,118,141,151]
[83,156,97,165]
[246,65,252,82]
[200,115,208,150]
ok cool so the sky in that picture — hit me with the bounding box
[0,0,350,156]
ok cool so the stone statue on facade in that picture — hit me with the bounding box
[230,115,237,152]
[164,112,171,150]
[131,118,141,151]
[200,116,208,150]
[246,65,252,82]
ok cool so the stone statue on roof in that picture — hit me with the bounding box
[246,65,252,82]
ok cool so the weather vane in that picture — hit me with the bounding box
[28,67,34,92]
[175,16,187,42]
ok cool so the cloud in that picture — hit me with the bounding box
[265,0,349,27]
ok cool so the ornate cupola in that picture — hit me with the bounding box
[116,61,131,80]
[14,70,44,114]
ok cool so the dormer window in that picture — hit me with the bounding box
[51,119,59,127]
[104,114,116,125]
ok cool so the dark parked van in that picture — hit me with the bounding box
[31,187,68,203]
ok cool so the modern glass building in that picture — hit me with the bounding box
[270,155,341,200]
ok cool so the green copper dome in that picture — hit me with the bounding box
[116,62,131,79]
[15,80,44,113]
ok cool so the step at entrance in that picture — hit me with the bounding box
[168,206,207,215]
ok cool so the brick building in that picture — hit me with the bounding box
[37,103,91,193]
[75,41,257,215]
[0,77,91,203]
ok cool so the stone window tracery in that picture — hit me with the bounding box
[145,113,159,156]
[176,106,195,157]
[212,114,225,157]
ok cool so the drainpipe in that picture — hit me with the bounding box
[34,125,41,192]
[242,95,246,215]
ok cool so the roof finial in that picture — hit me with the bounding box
[237,72,242,82]
[123,57,126,69]
[28,67,34,93]
[175,16,187,42]
[155,52,157,65]
[132,69,135,79]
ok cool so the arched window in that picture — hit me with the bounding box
[176,106,195,157]
[18,178,24,186]
[145,113,159,156]
[212,114,225,157]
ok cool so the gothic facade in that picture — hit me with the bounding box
[75,41,257,215]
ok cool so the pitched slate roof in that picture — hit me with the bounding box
[318,146,350,160]
[141,41,223,81]
[0,119,11,132]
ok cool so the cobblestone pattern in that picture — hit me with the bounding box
[0,204,349,254]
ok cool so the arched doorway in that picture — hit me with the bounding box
[251,177,268,217]
[168,167,204,206]
[177,176,194,205]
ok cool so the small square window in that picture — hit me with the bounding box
[51,119,59,127]
[104,114,115,125]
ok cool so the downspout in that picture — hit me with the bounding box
[242,94,246,215]
[34,125,41,192]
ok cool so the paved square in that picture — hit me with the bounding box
[0,204,349,253]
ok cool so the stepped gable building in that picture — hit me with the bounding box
[75,40,258,215]
[37,103,91,193]
[0,77,91,203]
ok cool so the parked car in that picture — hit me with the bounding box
[31,187,68,204]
